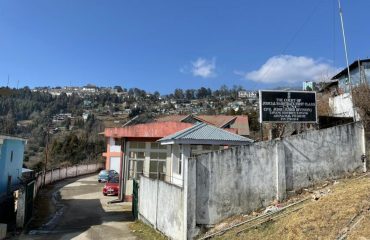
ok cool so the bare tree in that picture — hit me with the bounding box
[352,83,370,129]
[317,93,332,116]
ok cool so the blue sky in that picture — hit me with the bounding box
[0,0,369,94]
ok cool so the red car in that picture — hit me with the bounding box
[103,177,119,196]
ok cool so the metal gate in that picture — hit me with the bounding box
[132,179,139,220]
[25,181,35,224]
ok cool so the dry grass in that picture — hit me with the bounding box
[213,175,370,240]
[129,220,167,240]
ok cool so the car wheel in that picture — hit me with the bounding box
[103,193,107,196]
[98,180,101,183]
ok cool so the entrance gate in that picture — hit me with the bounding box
[132,179,139,220]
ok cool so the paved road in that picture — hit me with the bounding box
[17,174,137,240]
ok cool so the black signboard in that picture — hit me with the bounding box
[259,90,317,123]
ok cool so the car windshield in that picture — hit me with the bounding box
[99,170,108,175]
[108,177,119,183]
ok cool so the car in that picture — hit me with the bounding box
[98,170,109,182]
[98,170,119,182]
[103,177,120,196]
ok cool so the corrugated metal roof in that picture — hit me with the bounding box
[158,123,253,144]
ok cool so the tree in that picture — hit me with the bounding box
[352,84,370,129]
[174,89,184,99]
[114,86,123,92]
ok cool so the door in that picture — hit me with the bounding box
[110,157,121,174]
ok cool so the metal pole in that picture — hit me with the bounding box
[338,0,356,121]
[43,128,49,186]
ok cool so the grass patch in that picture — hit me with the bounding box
[129,220,167,240]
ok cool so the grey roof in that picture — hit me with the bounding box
[158,123,254,145]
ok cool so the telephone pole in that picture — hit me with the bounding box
[338,0,356,122]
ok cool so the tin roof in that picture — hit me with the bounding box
[158,123,253,145]
[331,59,370,80]
[104,122,193,139]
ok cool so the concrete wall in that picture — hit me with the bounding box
[283,123,363,191]
[196,141,278,225]
[194,122,364,225]
[139,176,184,240]
[34,163,104,196]
[329,93,360,119]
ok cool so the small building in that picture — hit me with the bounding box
[332,58,370,94]
[102,122,193,201]
[102,120,253,201]
[0,135,27,226]
[329,58,370,118]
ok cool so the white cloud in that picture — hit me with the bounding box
[236,55,338,84]
[182,57,216,78]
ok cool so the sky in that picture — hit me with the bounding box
[0,0,369,94]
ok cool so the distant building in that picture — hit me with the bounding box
[328,59,370,119]
[303,81,314,91]
[238,91,248,98]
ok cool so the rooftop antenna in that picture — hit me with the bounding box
[7,75,9,87]
[338,0,356,121]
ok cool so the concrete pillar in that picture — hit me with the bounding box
[16,188,26,228]
[182,144,199,240]
[0,224,7,240]
[275,140,286,201]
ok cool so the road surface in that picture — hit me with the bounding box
[18,174,137,240]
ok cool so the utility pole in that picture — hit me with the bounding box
[43,126,50,186]
[337,0,356,122]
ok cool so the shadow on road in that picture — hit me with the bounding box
[23,174,134,240]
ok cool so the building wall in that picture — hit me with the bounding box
[194,122,364,225]
[0,139,25,198]
[139,176,184,240]
[329,93,359,118]
[103,137,122,170]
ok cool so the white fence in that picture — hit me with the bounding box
[34,163,104,196]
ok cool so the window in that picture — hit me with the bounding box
[128,150,145,179]
[10,151,13,162]
[7,176,11,193]
[129,151,145,159]
[129,141,145,149]
[129,160,144,179]
[149,152,167,180]
[150,142,167,150]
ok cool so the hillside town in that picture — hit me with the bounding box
[1,1,370,240]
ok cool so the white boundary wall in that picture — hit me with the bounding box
[139,176,184,240]
[34,163,104,197]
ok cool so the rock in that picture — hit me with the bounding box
[263,206,279,214]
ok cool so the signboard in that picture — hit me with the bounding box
[259,90,317,123]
